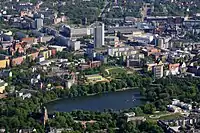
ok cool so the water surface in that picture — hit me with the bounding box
[46,89,144,112]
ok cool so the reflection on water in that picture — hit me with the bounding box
[46,89,144,112]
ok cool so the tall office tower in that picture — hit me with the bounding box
[94,22,104,48]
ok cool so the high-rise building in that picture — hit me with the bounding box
[94,22,104,48]
[153,64,164,79]
[35,18,43,30]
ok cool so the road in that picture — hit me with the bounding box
[99,0,110,18]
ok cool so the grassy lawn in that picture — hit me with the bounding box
[105,67,126,77]
[159,113,183,120]
[146,112,183,121]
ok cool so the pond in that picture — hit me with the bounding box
[46,89,144,112]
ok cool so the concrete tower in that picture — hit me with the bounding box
[94,22,104,48]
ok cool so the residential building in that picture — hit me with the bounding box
[27,52,39,61]
[0,69,12,78]
[11,56,26,66]
[16,89,37,100]
[0,59,10,69]
[38,36,53,43]
[124,112,146,124]
[59,25,71,37]
[48,128,72,133]
[90,61,101,69]
[21,37,37,45]
[48,45,66,52]
[17,128,37,133]
[66,79,75,89]
[166,63,180,76]
[38,56,45,62]
[146,63,158,71]
[79,60,101,70]
[172,99,192,110]
[108,46,132,57]
[40,50,52,59]
[54,35,71,47]
[0,79,8,93]
[35,18,43,30]
[94,22,104,48]
[105,36,119,46]
[155,36,171,49]
[142,47,161,56]
[179,62,187,73]
[71,27,91,38]
[70,41,80,51]
[107,26,142,34]
[127,59,141,67]
[153,64,164,79]
[85,74,103,83]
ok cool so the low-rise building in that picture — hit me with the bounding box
[40,50,52,59]
[27,51,39,61]
[171,99,192,110]
[105,36,119,46]
[124,112,146,123]
[16,89,37,100]
[21,37,37,45]
[142,47,161,56]
[108,46,132,57]
[85,74,103,83]
[0,59,10,69]
[11,56,26,66]
[153,63,164,79]
[0,69,12,78]
[0,79,8,93]
[166,63,180,76]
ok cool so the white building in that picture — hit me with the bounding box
[171,99,192,110]
[35,18,43,30]
[71,28,91,38]
[155,36,171,49]
[0,79,8,93]
[108,46,131,57]
[70,40,80,51]
[133,33,154,44]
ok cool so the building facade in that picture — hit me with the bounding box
[94,22,104,48]
[153,64,164,79]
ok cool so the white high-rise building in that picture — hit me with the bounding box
[94,22,104,48]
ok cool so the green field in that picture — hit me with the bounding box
[105,67,127,78]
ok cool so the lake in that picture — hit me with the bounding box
[46,89,144,112]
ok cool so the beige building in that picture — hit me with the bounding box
[0,79,8,93]
[153,64,164,79]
